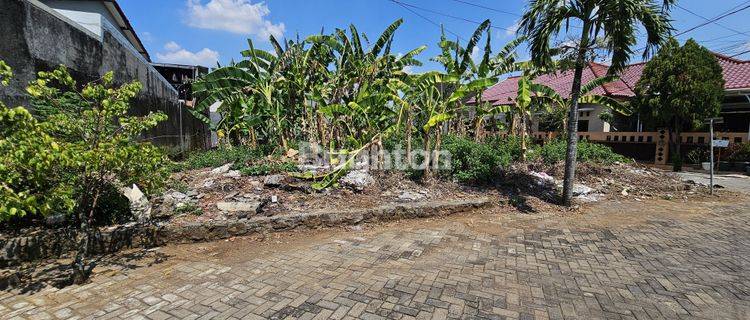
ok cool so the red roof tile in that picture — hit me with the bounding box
[481,53,750,106]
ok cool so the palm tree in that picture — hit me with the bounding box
[519,0,674,205]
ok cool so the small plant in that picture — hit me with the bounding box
[174,203,203,216]
[178,146,264,171]
[687,147,709,164]
[536,139,630,165]
[441,135,508,183]
[237,161,298,176]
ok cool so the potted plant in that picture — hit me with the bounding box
[687,147,710,170]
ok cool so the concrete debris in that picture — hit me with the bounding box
[397,191,426,202]
[529,171,556,186]
[264,174,287,187]
[122,184,152,222]
[340,170,375,191]
[285,148,299,158]
[210,163,232,175]
[216,201,261,218]
[223,170,241,178]
[202,179,215,189]
[571,184,594,196]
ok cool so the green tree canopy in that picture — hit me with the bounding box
[633,38,725,170]
[634,38,725,129]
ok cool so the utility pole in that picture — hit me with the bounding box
[705,117,724,195]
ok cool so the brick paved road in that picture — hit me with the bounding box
[1,198,749,319]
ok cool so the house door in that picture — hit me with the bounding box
[577,120,589,132]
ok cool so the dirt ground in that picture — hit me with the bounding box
[158,161,704,225]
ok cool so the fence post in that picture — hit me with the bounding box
[654,128,669,165]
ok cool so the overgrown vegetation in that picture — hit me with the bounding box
[441,135,507,183]
[237,161,298,176]
[728,143,750,163]
[188,17,638,189]
[178,146,265,171]
[535,139,631,165]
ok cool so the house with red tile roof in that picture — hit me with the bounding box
[481,52,750,133]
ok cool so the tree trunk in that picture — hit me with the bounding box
[423,130,432,178]
[406,108,413,166]
[561,20,592,206]
[317,113,327,147]
[474,117,483,142]
[521,114,527,161]
[433,128,443,172]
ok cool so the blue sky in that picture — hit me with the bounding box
[120,0,750,72]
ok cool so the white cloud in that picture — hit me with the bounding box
[471,46,481,63]
[156,42,219,67]
[403,65,416,74]
[164,41,182,51]
[141,31,154,43]
[505,20,520,37]
[186,0,285,39]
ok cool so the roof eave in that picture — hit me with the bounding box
[99,0,150,62]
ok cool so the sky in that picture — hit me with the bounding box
[119,0,750,72]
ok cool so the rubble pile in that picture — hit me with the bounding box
[151,164,473,224]
[151,159,710,224]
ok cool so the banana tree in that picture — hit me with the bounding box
[469,37,525,141]
[432,21,490,136]
[532,74,631,136]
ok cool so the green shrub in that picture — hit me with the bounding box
[728,143,750,162]
[536,139,630,165]
[178,146,264,171]
[238,161,298,176]
[485,135,533,162]
[0,106,75,220]
[2,64,169,225]
[441,135,508,183]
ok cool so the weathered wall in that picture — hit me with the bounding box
[0,0,209,150]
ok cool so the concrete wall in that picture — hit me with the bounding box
[0,0,209,150]
[530,103,612,133]
[40,0,113,37]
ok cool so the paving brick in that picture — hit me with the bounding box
[3,200,750,319]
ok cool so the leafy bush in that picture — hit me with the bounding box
[728,143,750,162]
[441,135,508,183]
[687,147,709,164]
[536,139,630,165]
[0,106,75,220]
[485,135,532,162]
[178,147,264,171]
[1,63,170,226]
